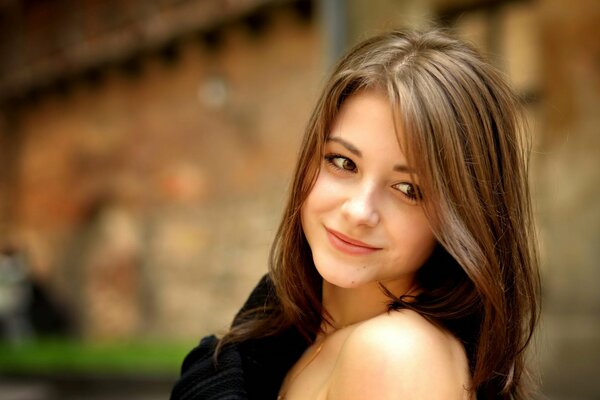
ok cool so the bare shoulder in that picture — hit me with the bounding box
[326,309,473,400]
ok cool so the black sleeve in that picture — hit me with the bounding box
[170,334,247,400]
[232,274,277,327]
[171,274,308,400]
[169,274,273,400]
[234,276,309,400]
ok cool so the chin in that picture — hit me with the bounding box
[314,260,371,289]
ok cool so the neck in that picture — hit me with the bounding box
[321,278,416,334]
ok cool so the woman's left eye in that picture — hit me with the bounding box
[393,182,422,202]
[324,154,357,172]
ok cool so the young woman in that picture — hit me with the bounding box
[171,28,541,400]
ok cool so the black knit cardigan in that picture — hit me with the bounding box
[170,275,308,400]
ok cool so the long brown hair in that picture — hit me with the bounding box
[218,28,541,399]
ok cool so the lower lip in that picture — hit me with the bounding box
[326,230,380,255]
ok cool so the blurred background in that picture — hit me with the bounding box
[0,0,597,399]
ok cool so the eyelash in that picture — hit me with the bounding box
[393,182,422,202]
[323,154,422,202]
[324,153,356,172]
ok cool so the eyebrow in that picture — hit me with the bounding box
[326,136,416,174]
[328,136,361,157]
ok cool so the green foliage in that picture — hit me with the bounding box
[0,338,195,375]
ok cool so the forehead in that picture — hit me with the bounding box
[328,90,408,161]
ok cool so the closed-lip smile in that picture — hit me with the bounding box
[325,227,381,255]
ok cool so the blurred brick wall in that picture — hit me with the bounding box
[534,0,600,398]
[1,3,322,340]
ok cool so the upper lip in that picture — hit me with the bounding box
[326,228,381,249]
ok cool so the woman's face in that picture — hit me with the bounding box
[301,90,437,290]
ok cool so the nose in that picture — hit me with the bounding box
[341,183,380,227]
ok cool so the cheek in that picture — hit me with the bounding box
[302,171,342,214]
[390,214,437,265]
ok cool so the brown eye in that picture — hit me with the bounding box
[325,155,357,172]
[393,182,421,202]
